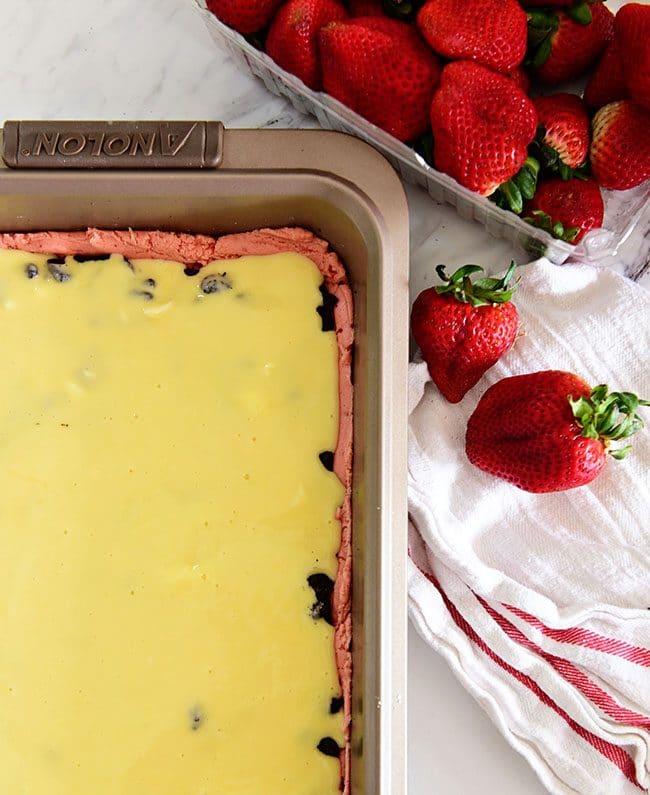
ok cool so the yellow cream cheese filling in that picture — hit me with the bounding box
[0,249,344,795]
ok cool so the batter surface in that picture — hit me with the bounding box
[0,249,344,795]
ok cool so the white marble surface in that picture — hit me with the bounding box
[0,2,647,794]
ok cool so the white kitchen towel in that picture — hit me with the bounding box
[408,258,650,795]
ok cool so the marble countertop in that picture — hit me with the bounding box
[0,2,647,793]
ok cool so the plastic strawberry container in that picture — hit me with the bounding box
[194,0,649,266]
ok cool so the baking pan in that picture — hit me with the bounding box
[194,0,650,266]
[0,121,408,795]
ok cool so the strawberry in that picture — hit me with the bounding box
[584,39,628,110]
[430,61,538,199]
[411,262,519,404]
[615,2,650,110]
[466,371,649,493]
[590,100,650,191]
[523,177,604,244]
[266,0,348,90]
[527,3,614,85]
[319,17,441,142]
[532,93,590,178]
[206,0,284,34]
[417,0,527,74]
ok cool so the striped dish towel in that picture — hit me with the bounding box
[408,258,650,795]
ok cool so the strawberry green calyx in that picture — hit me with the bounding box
[492,157,540,215]
[381,0,425,21]
[523,209,580,242]
[568,385,650,459]
[566,1,593,25]
[526,10,560,67]
[434,261,518,307]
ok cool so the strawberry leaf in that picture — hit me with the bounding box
[532,36,553,68]
[568,385,650,458]
[526,10,558,67]
[523,211,580,244]
[609,445,632,460]
[567,1,592,25]
[435,262,518,307]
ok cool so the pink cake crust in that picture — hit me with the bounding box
[1,226,354,794]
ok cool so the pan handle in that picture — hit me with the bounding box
[1,121,224,169]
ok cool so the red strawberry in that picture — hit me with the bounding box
[590,100,650,191]
[266,0,348,90]
[417,0,527,74]
[532,93,590,178]
[528,3,614,85]
[466,372,649,493]
[523,177,604,244]
[411,263,519,403]
[430,61,538,197]
[615,2,650,110]
[206,0,283,33]
[584,39,628,110]
[319,17,441,142]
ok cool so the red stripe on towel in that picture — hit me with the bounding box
[409,555,643,790]
[478,598,650,729]
[502,605,650,667]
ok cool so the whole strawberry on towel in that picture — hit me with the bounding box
[466,371,650,493]
[411,262,519,403]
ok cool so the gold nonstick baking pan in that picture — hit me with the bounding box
[0,120,408,795]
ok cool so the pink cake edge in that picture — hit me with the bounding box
[0,226,354,794]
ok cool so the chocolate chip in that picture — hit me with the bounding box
[123,258,135,272]
[47,261,71,282]
[184,264,201,277]
[201,273,232,294]
[319,451,334,472]
[189,706,203,731]
[47,257,66,265]
[317,284,338,332]
[317,737,340,757]
[130,290,154,301]
[143,278,156,288]
[329,696,343,715]
[73,253,111,262]
[307,573,334,626]
[25,263,39,279]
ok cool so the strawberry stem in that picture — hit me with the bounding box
[568,385,650,459]
[435,262,518,307]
